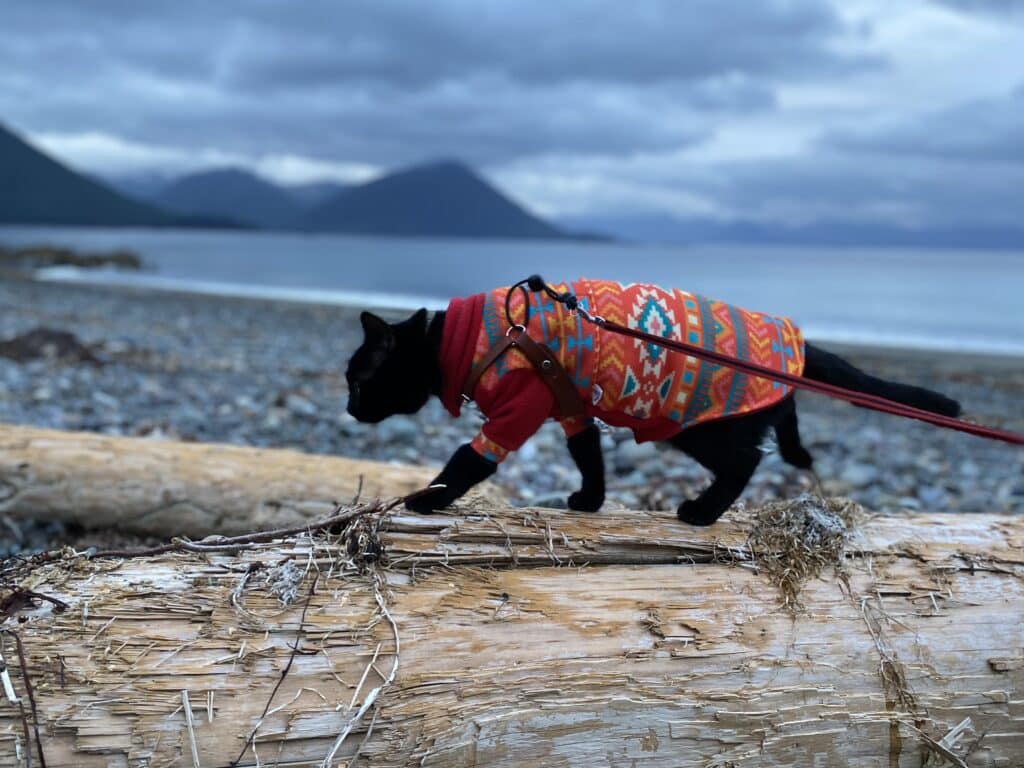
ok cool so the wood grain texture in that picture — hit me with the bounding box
[1,497,1022,767]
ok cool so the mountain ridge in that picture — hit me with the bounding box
[86,153,570,239]
[0,123,174,227]
[154,167,302,229]
[302,160,565,239]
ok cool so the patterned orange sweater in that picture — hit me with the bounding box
[439,279,805,463]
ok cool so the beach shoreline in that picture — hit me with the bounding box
[2,277,1021,553]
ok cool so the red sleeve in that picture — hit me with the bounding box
[470,369,554,462]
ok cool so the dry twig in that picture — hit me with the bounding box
[231,574,320,767]
[3,630,47,768]
[321,583,400,768]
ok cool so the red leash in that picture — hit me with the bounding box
[518,275,1024,446]
[602,319,1023,446]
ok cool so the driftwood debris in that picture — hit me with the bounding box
[0,424,502,537]
[1,483,1023,766]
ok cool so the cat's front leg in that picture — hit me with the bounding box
[566,422,605,512]
[406,444,497,513]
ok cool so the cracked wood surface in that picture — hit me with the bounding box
[0,424,500,536]
[2,500,1022,767]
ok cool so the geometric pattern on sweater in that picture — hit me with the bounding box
[471,278,805,441]
[470,431,511,463]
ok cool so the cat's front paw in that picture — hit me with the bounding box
[568,489,604,512]
[676,499,721,527]
[405,488,448,514]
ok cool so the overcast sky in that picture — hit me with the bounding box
[3,1,1023,230]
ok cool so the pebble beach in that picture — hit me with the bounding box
[2,277,1022,554]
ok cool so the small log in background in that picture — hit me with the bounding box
[0,425,503,536]
[0,426,1022,766]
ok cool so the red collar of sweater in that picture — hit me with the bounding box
[438,292,485,417]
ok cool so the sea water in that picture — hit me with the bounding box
[3,225,1022,356]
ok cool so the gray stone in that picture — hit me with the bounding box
[532,494,569,510]
[235,395,258,413]
[857,426,885,443]
[619,470,648,486]
[614,440,659,472]
[285,393,317,417]
[517,439,539,462]
[917,485,948,508]
[839,462,876,488]
[381,415,419,442]
[619,491,641,508]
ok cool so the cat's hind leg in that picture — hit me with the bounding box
[674,445,762,526]
[668,414,769,526]
[774,396,814,469]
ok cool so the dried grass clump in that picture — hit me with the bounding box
[263,559,306,605]
[746,494,861,609]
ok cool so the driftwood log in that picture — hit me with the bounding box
[0,424,502,536]
[1,474,1022,766]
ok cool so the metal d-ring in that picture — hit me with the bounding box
[505,324,526,337]
[505,279,533,329]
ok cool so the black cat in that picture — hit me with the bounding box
[346,307,960,525]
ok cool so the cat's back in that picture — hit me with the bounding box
[579,278,806,430]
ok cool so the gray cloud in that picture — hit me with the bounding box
[707,153,1024,229]
[3,1,1022,241]
[0,1,869,167]
[224,0,870,90]
[931,0,1024,13]
[823,85,1024,165]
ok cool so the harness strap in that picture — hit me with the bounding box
[461,328,585,420]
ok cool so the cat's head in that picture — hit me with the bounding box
[346,309,435,423]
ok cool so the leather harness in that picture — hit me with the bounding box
[460,327,585,420]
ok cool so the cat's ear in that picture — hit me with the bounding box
[409,308,428,334]
[392,308,428,338]
[360,312,395,352]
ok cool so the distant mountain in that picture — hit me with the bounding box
[101,171,174,203]
[0,122,173,227]
[155,168,302,229]
[303,160,565,239]
[5,128,567,239]
[285,180,350,208]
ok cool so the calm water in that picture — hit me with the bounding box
[3,226,1023,355]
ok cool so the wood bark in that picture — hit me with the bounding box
[1,495,1022,767]
[0,424,503,536]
